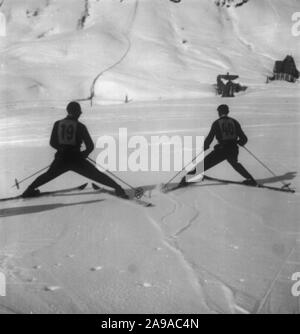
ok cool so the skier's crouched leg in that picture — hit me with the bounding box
[226,148,243,170]
[204,149,227,172]
[226,149,256,182]
[22,159,68,197]
[226,147,239,164]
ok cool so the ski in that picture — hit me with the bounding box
[161,176,295,194]
[0,183,88,203]
[203,175,295,193]
[91,183,154,207]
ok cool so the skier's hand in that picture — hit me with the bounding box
[237,139,245,147]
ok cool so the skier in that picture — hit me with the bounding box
[179,104,257,186]
[22,101,128,198]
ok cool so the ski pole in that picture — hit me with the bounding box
[243,146,292,189]
[162,149,204,189]
[87,157,144,199]
[12,165,51,189]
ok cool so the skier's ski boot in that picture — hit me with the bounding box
[115,187,129,199]
[22,188,41,198]
[242,179,258,186]
[178,176,188,188]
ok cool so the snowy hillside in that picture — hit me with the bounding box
[0,0,299,315]
[0,0,299,104]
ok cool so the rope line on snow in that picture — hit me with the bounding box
[76,0,140,106]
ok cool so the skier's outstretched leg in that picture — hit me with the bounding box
[179,150,226,186]
[22,160,69,197]
[227,153,256,185]
[72,159,128,198]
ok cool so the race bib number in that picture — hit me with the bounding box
[57,120,77,146]
[218,118,237,141]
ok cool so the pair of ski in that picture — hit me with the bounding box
[161,175,296,194]
[0,183,153,207]
[0,175,294,204]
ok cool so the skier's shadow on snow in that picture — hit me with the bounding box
[0,199,105,218]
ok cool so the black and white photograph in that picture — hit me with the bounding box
[0,0,299,316]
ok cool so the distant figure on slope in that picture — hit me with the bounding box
[22,102,127,198]
[223,79,235,97]
[179,104,257,186]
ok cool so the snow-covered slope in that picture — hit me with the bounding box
[0,0,299,104]
[0,90,299,314]
[0,0,299,314]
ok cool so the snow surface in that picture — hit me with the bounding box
[0,0,299,314]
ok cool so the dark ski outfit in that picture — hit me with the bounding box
[186,115,255,182]
[23,115,124,196]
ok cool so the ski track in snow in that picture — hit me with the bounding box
[144,172,299,313]
[77,0,140,105]
[160,192,181,225]
[227,5,273,64]
[144,207,214,313]
[255,245,296,314]
[174,199,201,238]
[267,0,280,27]
[147,187,242,313]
